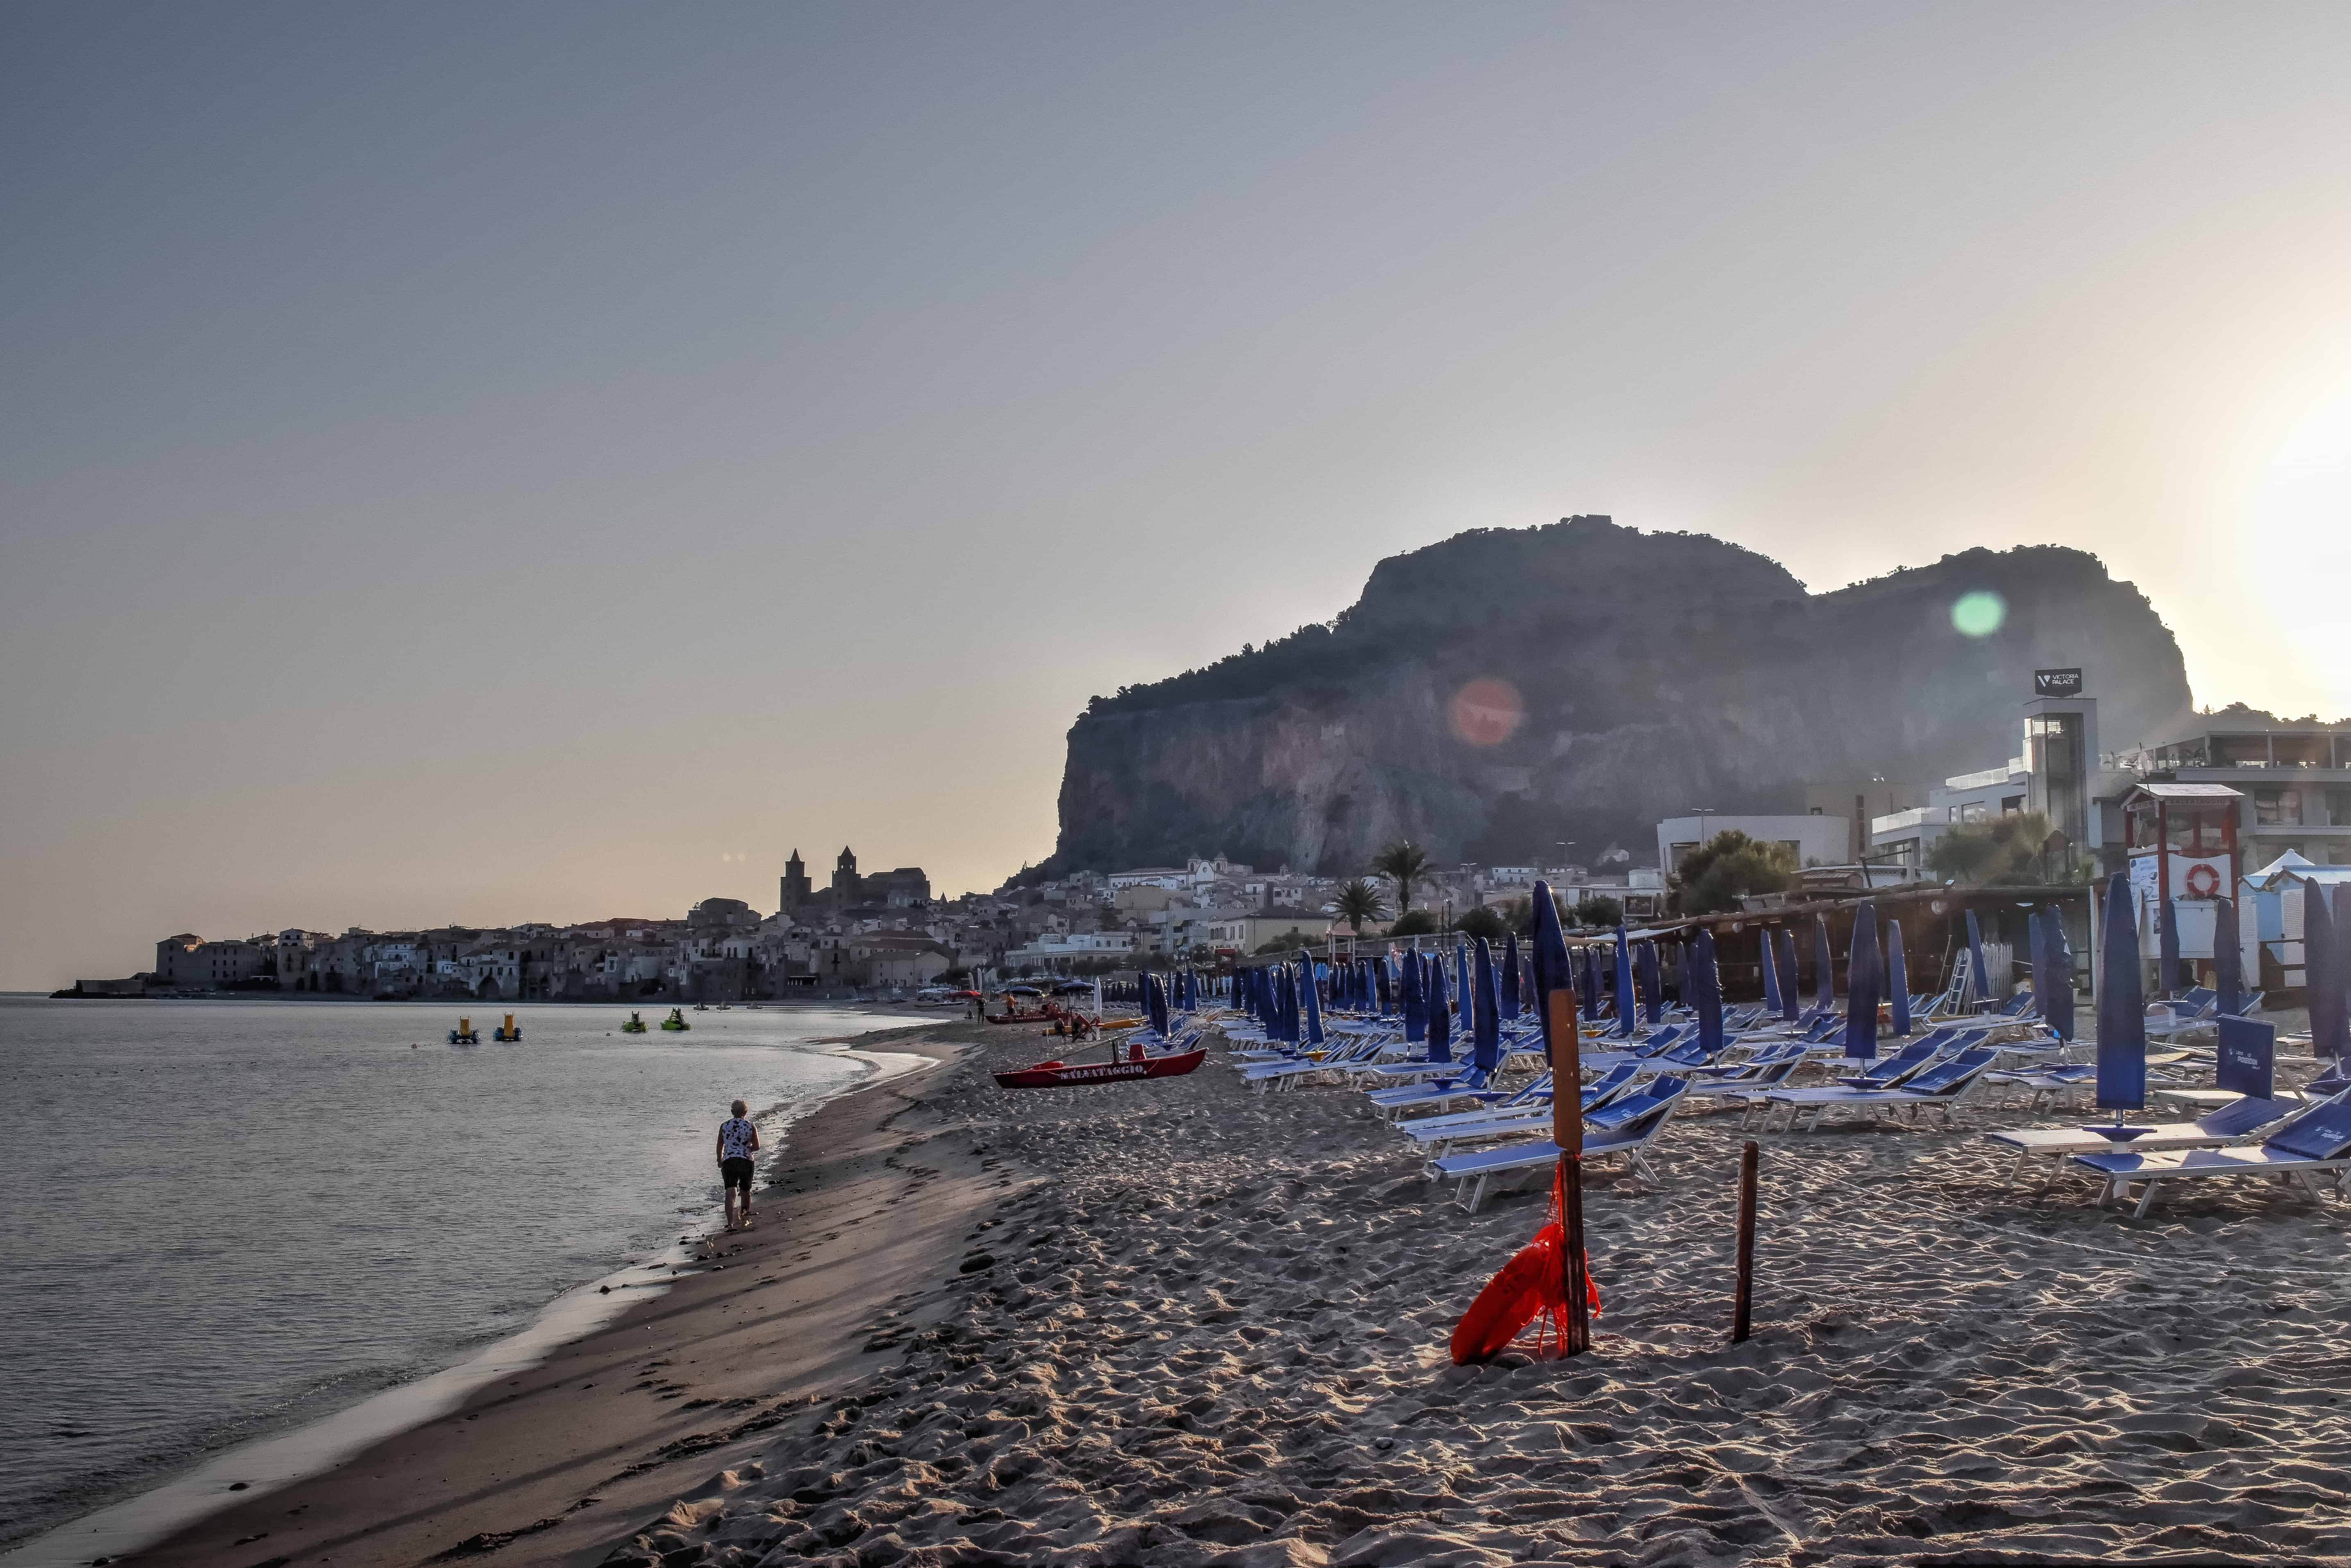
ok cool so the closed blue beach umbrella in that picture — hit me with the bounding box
[2307,880,2346,1060]
[1885,920,1911,1036]
[1812,913,1836,1015]
[1300,954,1324,1046]
[2212,897,2242,1017]
[1530,879,1575,1060]
[2097,873,2146,1115]
[1964,909,1991,1008]
[1471,937,1501,1073]
[1401,952,1426,1042]
[1844,901,1881,1063]
[1760,929,1784,1016]
[2043,904,2075,1043]
[1612,927,1637,1037]
[1499,933,1523,1021]
[2026,910,2049,1024]
[2334,884,2351,1058]
[1577,943,1600,1020]
[1773,928,1800,1022]
[1376,956,1394,1015]
[2158,895,2183,997]
[1151,973,1172,1039]
[1636,939,1663,1025]
[1691,927,1725,1056]
[1455,943,1471,1024]
[1426,951,1454,1063]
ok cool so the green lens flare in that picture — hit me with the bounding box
[1951,591,2006,637]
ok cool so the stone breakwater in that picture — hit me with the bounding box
[605,1027,2351,1568]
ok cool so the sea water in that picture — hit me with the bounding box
[0,997,926,1551]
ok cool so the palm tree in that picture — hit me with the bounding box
[1332,878,1388,934]
[1370,841,1434,918]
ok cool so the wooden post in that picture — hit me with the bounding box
[1732,1140,1758,1344]
[1546,989,1590,1356]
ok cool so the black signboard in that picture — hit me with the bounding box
[2034,667,2083,697]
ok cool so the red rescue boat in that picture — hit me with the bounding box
[993,1048,1206,1089]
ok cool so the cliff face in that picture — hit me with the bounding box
[1047,518,2195,874]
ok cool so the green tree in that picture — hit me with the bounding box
[1572,893,1626,928]
[1925,810,2090,885]
[1370,841,1435,917]
[1253,928,1310,954]
[1453,905,1508,942]
[1332,878,1389,934]
[1387,908,1439,937]
[1669,831,1798,915]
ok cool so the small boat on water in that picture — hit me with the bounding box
[492,1013,522,1042]
[661,1007,691,1032]
[993,1048,1206,1089]
[448,1016,480,1045]
[620,1011,648,1033]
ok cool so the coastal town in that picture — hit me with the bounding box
[63,845,1658,1004]
[69,686,2351,1006]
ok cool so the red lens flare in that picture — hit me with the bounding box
[1450,678,1525,748]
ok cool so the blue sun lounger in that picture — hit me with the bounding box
[1368,1069,1548,1121]
[1753,1045,2000,1133]
[2070,1091,2351,1217]
[1394,1066,1645,1157]
[1983,1094,2299,1187]
[1423,1077,1690,1213]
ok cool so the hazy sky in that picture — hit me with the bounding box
[8,2,2351,988]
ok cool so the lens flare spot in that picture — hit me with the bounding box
[1450,678,1525,748]
[1951,591,2006,637]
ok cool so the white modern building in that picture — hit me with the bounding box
[1870,678,2107,873]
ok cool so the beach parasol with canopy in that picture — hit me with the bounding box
[1759,929,1784,1017]
[1449,880,1595,1362]
[1964,909,1991,1009]
[1635,939,1663,1026]
[1885,920,1911,1036]
[1612,927,1637,1037]
[1425,951,1454,1063]
[2095,871,2146,1124]
[1690,927,1725,1056]
[2308,879,2346,1061]
[1812,913,1836,1016]
[1471,937,1501,1074]
[1843,900,1880,1064]
[2213,896,2242,1020]
[1773,928,1800,1022]
[1401,951,1426,1042]
[1299,953,1325,1048]
[2158,895,2183,996]
[2042,903,2074,1042]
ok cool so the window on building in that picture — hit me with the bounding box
[2255,787,2303,827]
[1959,802,1988,823]
[2001,795,2025,814]
[2326,788,2351,828]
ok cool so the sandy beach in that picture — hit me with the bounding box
[118,1015,2351,1568]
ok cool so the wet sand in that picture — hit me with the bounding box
[127,1015,2351,1566]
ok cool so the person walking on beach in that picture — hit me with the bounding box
[716,1099,759,1232]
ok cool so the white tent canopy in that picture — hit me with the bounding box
[2245,849,2351,890]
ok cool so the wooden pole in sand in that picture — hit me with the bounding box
[1547,988,1590,1357]
[1731,1139,1759,1345]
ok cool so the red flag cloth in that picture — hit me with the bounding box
[1449,1165,1600,1364]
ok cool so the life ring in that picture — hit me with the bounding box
[2184,862,2222,899]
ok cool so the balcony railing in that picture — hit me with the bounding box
[1872,805,1949,834]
